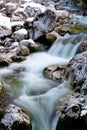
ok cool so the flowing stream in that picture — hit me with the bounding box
[0,33,85,130]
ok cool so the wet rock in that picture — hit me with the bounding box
[24,8,57,40]
[0,26,12,40]
[70,24,87,34]
[10,45,30,57]
[11,56,26,62]
[46,31,58,43]
[0,55,12,67]
[11,28,28,41]
[11,23,23,32]
[56,10,69,19]
[24,5,42,18]
[28,39,40,52]
[5,2,17,16]
[56,95,87,130]
[4,0,21,4]
[20,39,40,52]
[68,0,87,8]
[3,38,14,47]
[11,11,27,22]
[43,65,65,82]
[65,51,87,94]
[0,46,10,53]
[19,45,30,56]
[79,37,87,52]
[0,104,32,130]
[0,81,4,97]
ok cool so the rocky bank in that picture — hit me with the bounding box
[0,0,87,130]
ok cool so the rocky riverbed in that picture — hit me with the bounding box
[0,0,87,130]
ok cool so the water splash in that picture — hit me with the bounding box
[0,33,85,130]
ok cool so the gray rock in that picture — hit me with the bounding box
[0,104,32,130]
[56,95,87,130]
[0,55,12,67]
[12,28,28,41]
[5,2,17,16]
[0,26,12,39]
[20,39,40,52]
[24,8,57,40]
[24,6,42,18]
[65,51,87,94]
[43,65,65,82]
[79,36,87,53]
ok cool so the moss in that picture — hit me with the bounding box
[70,24,87,34]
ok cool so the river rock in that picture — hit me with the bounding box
[28,39,40,52]
[19,45,30,56]
[24,5,42,18]
[0,81,4,97]
[0,55,12,67]
[12,56,26,62]
[65,51,87,94]
[43,65,65,82]
[67,0,87,8]
[4,0,21,4]
[79,37,87,53]
[11,23,23,32]
[24,7,57,40]
[46,31,58,43]
[56,95,87,130]
[20,39,40,52]
[5,2,17,16]
[10,45,30,57]
[0,26,12,40]
[11,28,28,41]
[0,104,32,130]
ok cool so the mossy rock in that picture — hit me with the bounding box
[70,24,87,34]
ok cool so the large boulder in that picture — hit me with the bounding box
[65,51,87,94]
[56,95,87,130]
[24,7,57,40]
[0,104,32,130]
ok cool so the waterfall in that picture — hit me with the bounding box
[0,33,85,130]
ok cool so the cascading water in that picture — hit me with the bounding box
[0,33,85,130]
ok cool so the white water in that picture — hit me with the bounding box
[0,33,85,130]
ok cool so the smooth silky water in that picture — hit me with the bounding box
[0,33,86,130]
